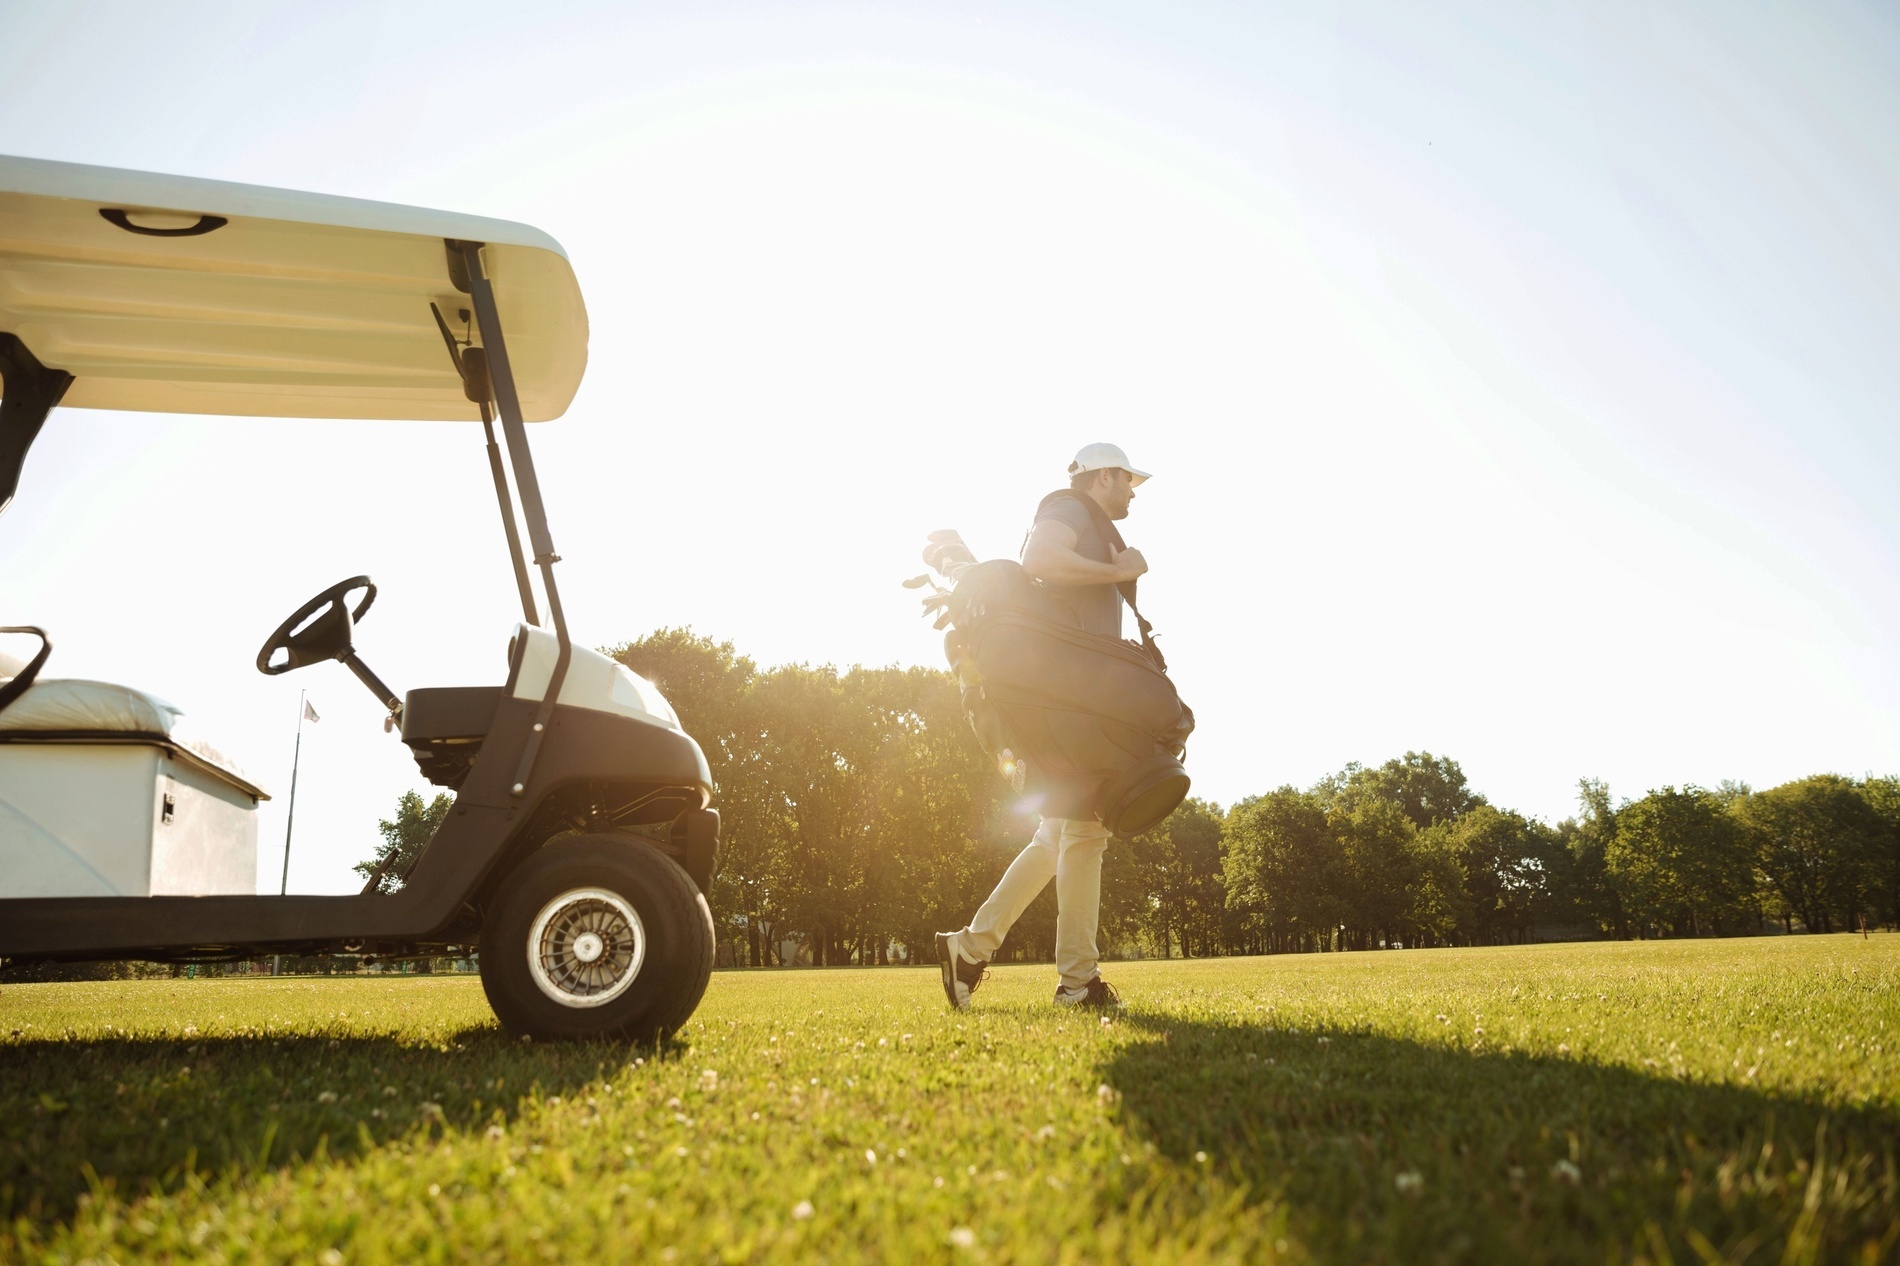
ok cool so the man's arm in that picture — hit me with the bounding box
[1021,518,1148,585]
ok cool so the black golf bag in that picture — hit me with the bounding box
[922,503,1194,835]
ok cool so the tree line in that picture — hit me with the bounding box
[1215,765,1899,954]
[372,630,1900,964]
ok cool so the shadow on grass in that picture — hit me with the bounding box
[0,1026,691,1224]
[1104,1014,1900,1265]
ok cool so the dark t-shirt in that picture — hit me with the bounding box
[1033,495,1123,639]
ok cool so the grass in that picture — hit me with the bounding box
[2,937,1897,1264]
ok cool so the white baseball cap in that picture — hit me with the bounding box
[1068,442,1151,486]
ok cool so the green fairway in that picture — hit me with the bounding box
[3,938,1897,1264]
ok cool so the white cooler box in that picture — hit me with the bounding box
[0,678,268,897]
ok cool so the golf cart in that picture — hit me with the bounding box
[0,156,719,1041]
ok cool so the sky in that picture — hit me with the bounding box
[2,0,1898,894]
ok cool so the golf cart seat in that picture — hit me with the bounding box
[400,685,503,788]
[0,673,266,898]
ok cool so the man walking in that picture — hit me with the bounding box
[936,443,1152,1011]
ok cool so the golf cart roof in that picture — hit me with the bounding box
[0,155,586,421]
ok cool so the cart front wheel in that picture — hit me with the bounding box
[480,835,714,1041]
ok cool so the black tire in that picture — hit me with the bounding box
[479,834,715,1042]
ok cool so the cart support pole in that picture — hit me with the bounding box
[481,403,541,627]
[0,335,74,517]
[455,240,571,797]
[427,303,540,629]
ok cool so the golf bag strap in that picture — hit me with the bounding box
[1036,489,1168,673]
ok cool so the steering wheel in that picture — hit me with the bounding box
[256,577,376,676]
[0,626,52,717]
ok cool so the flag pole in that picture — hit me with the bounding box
[272,689,308,976]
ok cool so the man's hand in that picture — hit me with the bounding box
[1023,519,1148,586]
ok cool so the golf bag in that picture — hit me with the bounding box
[919,498,1194,835]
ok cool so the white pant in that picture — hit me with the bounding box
[956,817,1110,990]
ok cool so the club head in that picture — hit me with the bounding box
[901,574,932,589]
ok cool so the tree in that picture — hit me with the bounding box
[609,629,1024,968]
[1737,775,1880,934]
[858,666,1014,963]
[1558,778,1625,935]
[1224,789,1340,953]
[1402,825,1472,947]
[1116,799,1226,956]
[1857,776,1900,929]
[1606,787,1755,936]
[1333,798,1415,949]
[1318,751,1485,830]
[1432,806,1564,945]
[355,790,454,894]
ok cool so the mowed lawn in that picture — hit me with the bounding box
[2,938,1897,1264]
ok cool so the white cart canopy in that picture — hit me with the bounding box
[0,155,586,421]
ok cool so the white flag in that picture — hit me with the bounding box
[303,699,320,723]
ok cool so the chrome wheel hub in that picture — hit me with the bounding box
[526,887,645,1008]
